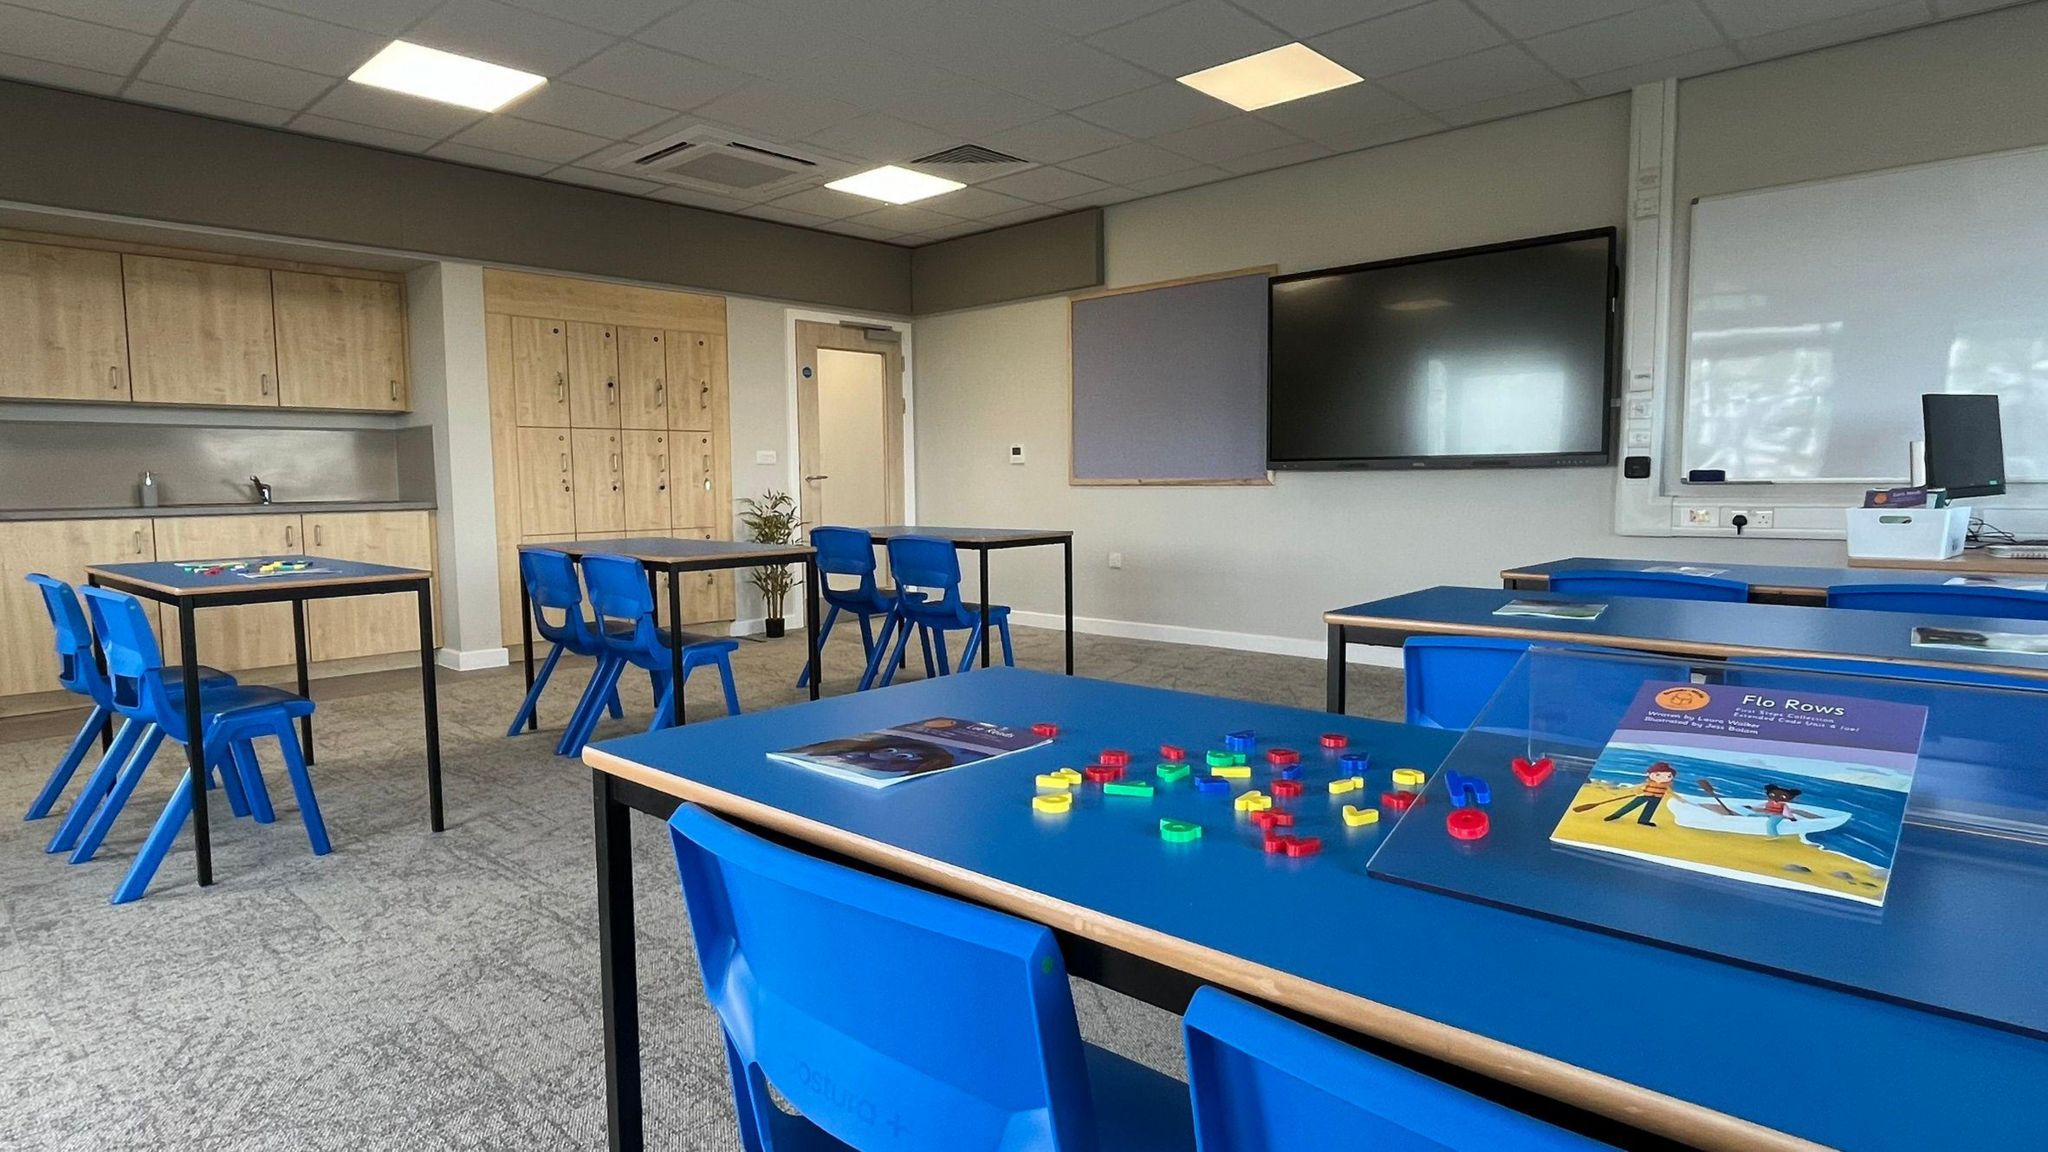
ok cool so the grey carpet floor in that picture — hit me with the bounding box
[0,627,1402,1150]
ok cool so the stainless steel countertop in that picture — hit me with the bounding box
[0,500,436,522]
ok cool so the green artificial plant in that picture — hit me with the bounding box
[736,490,804,635]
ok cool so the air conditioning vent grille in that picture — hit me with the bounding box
[912,144,1026,165]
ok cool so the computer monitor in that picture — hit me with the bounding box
[1923,393,2006,499]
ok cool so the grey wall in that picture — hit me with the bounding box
[0,420,409,510]
[0,80,912,314]
[911,210,1102,314]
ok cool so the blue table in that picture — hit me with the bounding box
[86,555,440,888]
[1498,555,2041,606]
[1325,585,2048,713]
[582,668,2047,1152]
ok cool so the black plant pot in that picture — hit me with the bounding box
[764,617,786,638]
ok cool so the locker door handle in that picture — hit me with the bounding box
[556,372,565,401]
[559,453,568,473]
[607,378,617,403]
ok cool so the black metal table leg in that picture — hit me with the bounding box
[418,580,444,832]
[292,598,313,763]
[595,770,644,1152]
[87,573,112,751]
[978,547,991,668]
[806,557,821,700]
[1326,622,1347,715]
[178,599,212,886]
[667,569,684,727]
[520,560,537,731]
[1062,538,1074,675]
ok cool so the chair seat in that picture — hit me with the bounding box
[910,601,1010,627]
[170,683,316,725]
[605,621,740,655]
[1084,1042,1196,1150]
[151,665,237,690]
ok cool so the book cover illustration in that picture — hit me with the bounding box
[1551,682,1924,906]
[1494,599,1606,620]
[769,717,1048,788]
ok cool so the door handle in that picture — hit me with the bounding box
[804,474,830,482]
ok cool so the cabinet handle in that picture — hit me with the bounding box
[132,529,145,555]
[560,453,569,473]
[261,373,273,396]
[110,366,122,392]
[655,379,664,397]
[389,379,399,401]
[556,372,565,401]
[285,524,296,548]
[610,453,620,473]
[607,378,617,403]
[314,524,323,547]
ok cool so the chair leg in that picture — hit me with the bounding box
[231,739,275,825]
[857,612,876,660]
[110,769,195,905]
[879,615,916,688]
[557,657,621,757]
[650,671,675,731]
[796,604,841,689]
[920,626,937,677]
[999,619,1015,667]
[857,613,898,692]
[48,720,151,854]
[209,727,252,820]
[68,725,168,864]
[26,704,111,820]
[958,624,982,672]
[934,630,954,676]
[606,682,624,720]
[716,656,741,717]
[273,719,330,856]
[504,642,567,737]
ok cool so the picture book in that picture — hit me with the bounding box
[769,717,1049,789]
[1495,599,1606,620]
[1551,681,1924,906]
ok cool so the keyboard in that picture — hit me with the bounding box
[1986,545,2048,559]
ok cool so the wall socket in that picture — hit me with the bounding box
[1685,507,1718,527]
[1107,551,1124,569]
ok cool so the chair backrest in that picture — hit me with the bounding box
[811,525,884,610]
[77,586,169,722]
[1826,582,2048,621]
[1403,637,1695,740]
[25,574,107,704]
[1183,987,1611,1151]
[579,553,661,661]
[1546,570,1750,603]
[667,803,1099,1150]
[520,548,601,652]
[887,535,970,627]
[1402,636,1529,730]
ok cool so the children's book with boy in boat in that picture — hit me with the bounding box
[770,717,1048,788]
[1551,682,1924,906]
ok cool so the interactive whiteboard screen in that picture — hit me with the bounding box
[1684,146,2048,483]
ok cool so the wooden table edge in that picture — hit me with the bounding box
[583,746,1831,1152]
[1322,609,2048,683]
[84,565,429,599]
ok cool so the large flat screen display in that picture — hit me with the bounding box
[1268,229,1617,470]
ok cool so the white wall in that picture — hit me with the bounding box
[914,97,1841,659]
[725,295,797,627]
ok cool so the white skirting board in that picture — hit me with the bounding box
[438,647,511,672]
[1008,610,1403,671]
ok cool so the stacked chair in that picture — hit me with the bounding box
[504,548,624,737]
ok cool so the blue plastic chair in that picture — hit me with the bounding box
[1183,987,1612,1151]
[1826,582,2048,621]
[505,548,623,737]
[21,574,236,827]
[1403,637,1693,739]
[75,586,327,905]
[874,535,1013,686]
[667,802,1195,1151]
[558,553,740,757]
[1546,570,1750,603]
[798,526,934,691]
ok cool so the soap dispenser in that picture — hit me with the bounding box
[140,470,159,509]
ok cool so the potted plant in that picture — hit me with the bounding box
[737,490,803,637]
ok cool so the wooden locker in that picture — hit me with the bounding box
[680,529,737,625]
[0,241,130,402]
[674,432,718,529]
[571,429,624,535]
[509,316,569,426]
[665,330,725,431]
[516,428,576,536]
[123,255,278,407]
[567,321,619,429]
[616,326,669,430]
[155,515,302,672]
[622,430,672,532]
[272,271,407,411]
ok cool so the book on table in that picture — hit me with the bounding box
[770,717,1049,788]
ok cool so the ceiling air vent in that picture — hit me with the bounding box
[911,144,1026,165]
[907,143,1035,184]
[612,127,821,193]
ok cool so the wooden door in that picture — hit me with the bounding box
[679,529,737,625]
[0,518,154,697]
[616,326,669,429]
[666,329,725,430]
[572,429,624,535]
[0,241,130,402]
[123,255,278,407]
[273,271,407,411]
[621,430,672,532]
[508,316,569,426]
[674,432,718,529]
[154,514,302,672]
[795,320,906,530]
[304,511,435,661]
[515,428,575,536]
[567,321,619,428]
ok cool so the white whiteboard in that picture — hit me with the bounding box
[1683,145,2048,483]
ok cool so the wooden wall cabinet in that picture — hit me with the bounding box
[508,316,569,426]
[666,330,725,431]
[515,428,576,537]
[617,326,668,429]
[622,431,671,531]
[0,518,154,697]
[123,255,279,407]
[567,322,619,429]
[674,431,720,529]
[303,510,436,661]
[0,240,130,401]
[273,271,408,411]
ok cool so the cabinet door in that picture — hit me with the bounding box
[571,429,624,535]
[304,511,435,661]
[567,321,619,429]
[665,330,725,430]
[0,518,154,697]
[621,430,672,532]
[674,432,718,529]
[516,428,576,536]
[680,529,737,626]
[617,326,668,429]
[155,515,302,672]
[509,316,569,426]
[124,255,278,407]
[0,241,130,402]
[273,271,407,411]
